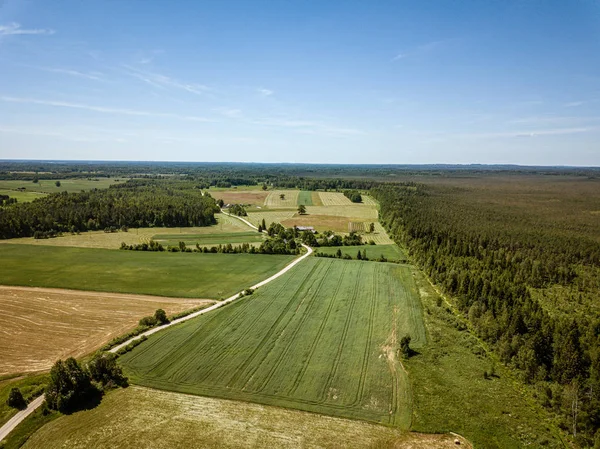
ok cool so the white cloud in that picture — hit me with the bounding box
[0,96,213,122]
[0,22,55,36]
[564,101,584,108]
[258,88,274,96]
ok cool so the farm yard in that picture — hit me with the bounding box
[0,244,295,299]
[0,286,213,376]
[120,258,425,427]
[21,386,471,449]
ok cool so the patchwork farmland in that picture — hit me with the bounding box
[120,258,426,427]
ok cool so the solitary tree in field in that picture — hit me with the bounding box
[279,193,285,200]
[400,335,412,358]
[262,183,268,191]
[298,204,306,215]
[369,222,375,233]
[357,250,362,260]
[7,387,26,410]
[336,248,342,258]
[55,181,61,187]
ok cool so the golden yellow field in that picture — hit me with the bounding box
[0,286,213,375]
[0,214,248,250]
[209,190,269,206]
[246,210,297,227]
[264,190,299,208]
[368,222,395,244]
[22,386,471,449]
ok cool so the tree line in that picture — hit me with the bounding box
[0,180,220,239]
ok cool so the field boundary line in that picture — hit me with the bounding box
[110,243,313,353]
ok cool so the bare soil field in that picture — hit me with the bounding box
[0,286,214,375]
[209,190,269,206]
[22,386,471,449]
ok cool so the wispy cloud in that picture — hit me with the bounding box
[124,65,210,96]
[427,127,595,143]
[215,107,242,118]
[0,96,213,122]
[390,39,451,62]
[564,101,584,108]
[0,22,55,36]
[39,67,104,81]
[507,115,600,126]
[258,88,274,96]
[251,117,363,136]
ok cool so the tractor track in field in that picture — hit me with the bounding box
[0,213,313,443]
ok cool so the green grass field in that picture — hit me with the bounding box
[0,244,294,299]
[297,190,314,206]
[120,258,426,427]
[315,244,407,261]
[0,178,126,202]
[152,231,264,247]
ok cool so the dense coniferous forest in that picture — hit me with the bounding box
[372,179,600,446]
[0,179,219,239]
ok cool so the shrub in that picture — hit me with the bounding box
[7,387,26,410]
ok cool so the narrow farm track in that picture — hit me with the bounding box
[0,211,313,442]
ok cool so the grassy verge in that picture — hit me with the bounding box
[0,244,295,299]
[0,375,48,428]
[407,268,566,448]
[314,243,406,261]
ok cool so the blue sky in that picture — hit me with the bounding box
[0,0,599,165]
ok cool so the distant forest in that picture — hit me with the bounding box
[372,179,600,446]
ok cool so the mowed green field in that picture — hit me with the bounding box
[0,244,294,299]
[316,244,407,261]
[120,258,426,427]
[297,190,314,206]
[152,231,264,247]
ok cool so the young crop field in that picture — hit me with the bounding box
[20,386,470,449]
[318,191,354,206]
[208,190,269,206]
[315,244,407,261]
[0,244,294,299]
[0,286,212,376]
[120,258,426,427]
[152,231,264,247]
[297,190,322,206]
[264,190,299,208]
